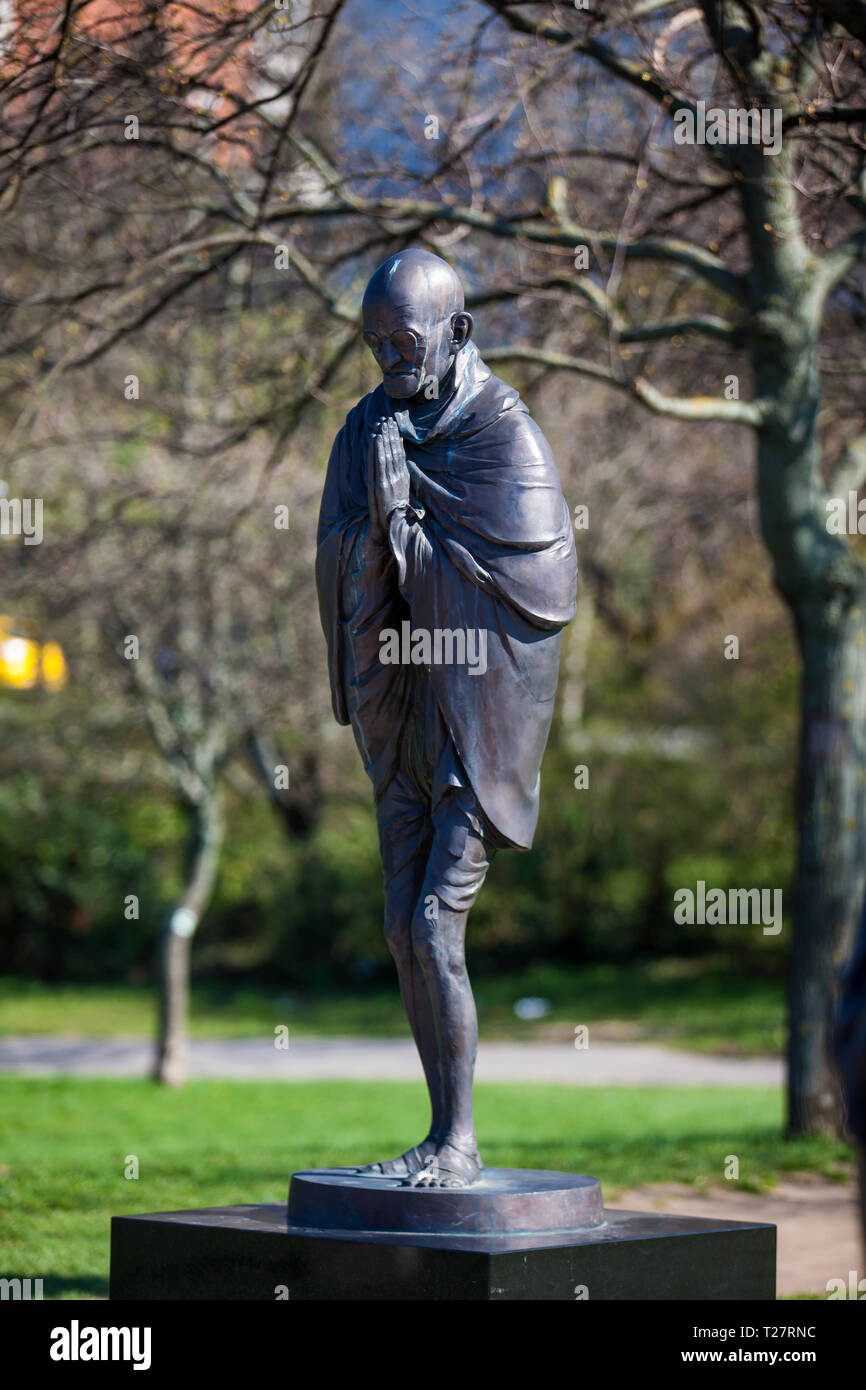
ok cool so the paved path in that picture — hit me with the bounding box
[0,1035,783,1085]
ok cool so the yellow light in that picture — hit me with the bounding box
[41,641,68,692]
[0,635,39,688]
[0,616,68,692]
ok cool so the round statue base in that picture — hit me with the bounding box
[287,1167,604,1236]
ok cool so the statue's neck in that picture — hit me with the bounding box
[406,355,458,421]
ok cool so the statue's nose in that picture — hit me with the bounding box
[380,340,402,370]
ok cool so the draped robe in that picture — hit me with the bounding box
[316,341,577,850]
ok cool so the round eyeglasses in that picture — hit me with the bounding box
[362,328,422,362]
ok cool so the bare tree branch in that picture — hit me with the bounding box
[482,343,765,424]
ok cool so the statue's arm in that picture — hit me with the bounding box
[386,508,433,599]
[340,515,399,627]
[317,418,406,722]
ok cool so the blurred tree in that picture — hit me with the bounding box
[0,0,353,1080]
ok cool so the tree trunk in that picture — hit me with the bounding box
[787,610,866,1134]
[154,787,224,1086]
[751,279,866,1135]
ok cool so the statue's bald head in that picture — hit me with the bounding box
[363,249,464,319]
[361,248,473,401]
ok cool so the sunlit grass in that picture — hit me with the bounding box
[0,958,784,1054]
[0,1076,849,1299]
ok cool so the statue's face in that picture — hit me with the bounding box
[361,298,458,400]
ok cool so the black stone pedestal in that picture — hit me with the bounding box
[110,1169,776,1300]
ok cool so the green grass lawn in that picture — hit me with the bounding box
[0,1076,850,1299]
[0,957,785,1054]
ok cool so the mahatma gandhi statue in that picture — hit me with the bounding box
[316,248,577,1188]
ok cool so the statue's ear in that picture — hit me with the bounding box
[450,311,473,349]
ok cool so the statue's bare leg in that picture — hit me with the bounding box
[402,798,495,1187]
[407,899,482,1186]
[364,925,444,1175]
[360,757,495,1184]
[361,819,446,1176]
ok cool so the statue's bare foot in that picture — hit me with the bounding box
[360,1137,438,1178]
[403,1139,482,1189]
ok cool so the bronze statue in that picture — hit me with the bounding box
[316,249,577,1188]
